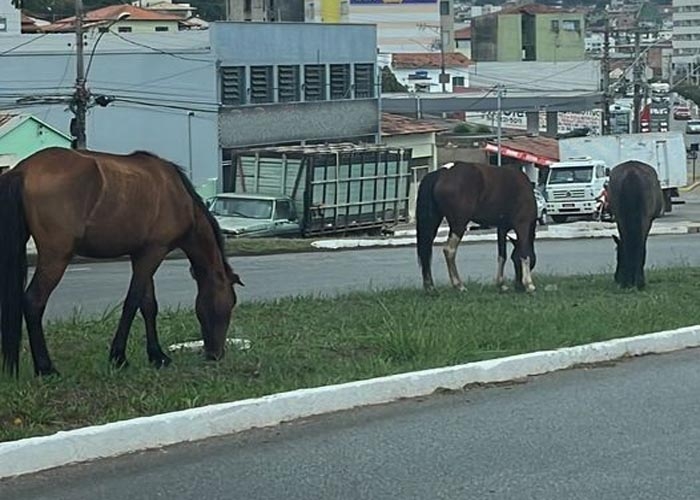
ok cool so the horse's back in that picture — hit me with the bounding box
[609,161,663,220]
[435,161,535,223]
[17,147,195,257]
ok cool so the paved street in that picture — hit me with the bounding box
[2,348,699,499]
[39,232,700,320]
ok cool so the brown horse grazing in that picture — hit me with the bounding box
[608,160,664,290]
[0,147,243,378]
[416,161,538,293]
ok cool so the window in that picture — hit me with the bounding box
[354,63,374,98]
[452,76,465,87]
[274,200,292,220]
[249,66,274,104]
[551,20,559,32]
[304,65,326,101]
[155,26,169,32]
[278,65,300,103]
[330,64,351,100]
[0,17,6,32]
[117,26,132,33]
[440,0,449,16]
[562,20,581,32]
[221,66,246,105]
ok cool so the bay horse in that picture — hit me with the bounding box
[416,161,538,293]
[608,160,664,290]
[0,147,243,378]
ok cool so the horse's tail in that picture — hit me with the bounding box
[0,171,29,377]
[416,168,444,274]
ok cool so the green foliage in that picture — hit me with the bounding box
[381,66,408,93]
[676,84,700,107]
[453,122,492,135]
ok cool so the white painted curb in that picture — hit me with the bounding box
[2,324,700,480]
[311,221,700,250]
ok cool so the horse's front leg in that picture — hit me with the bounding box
[109,248,168,368]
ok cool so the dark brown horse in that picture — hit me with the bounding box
[609,160,664,290]
[0,147,243,378]
[416,161,538,292]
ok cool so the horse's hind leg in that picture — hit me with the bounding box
[443,225,467,291]
[23,253,71,376]
[141,277,171,368]
[496,227,508,292]
[109,248,168,368]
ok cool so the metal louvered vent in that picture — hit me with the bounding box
[278,65,300,103]
[304,64,326,101]
[221,66,245,105]
[354,63,374,98]
[250,66,273,104]
[330,64,350,100]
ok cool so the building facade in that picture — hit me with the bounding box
[0,22,379,190]
[672,0,700,69]
[472,3,585,62]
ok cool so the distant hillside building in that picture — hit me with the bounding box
[471,3,586,62]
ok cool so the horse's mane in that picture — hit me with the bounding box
[132,150,228,266]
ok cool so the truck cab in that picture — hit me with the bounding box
[544,157,609,223]
[207,193,301,238]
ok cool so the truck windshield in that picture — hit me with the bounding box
[210,198,273,219]
[548,166,593,184]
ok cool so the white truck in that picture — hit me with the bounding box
[552,132,688,219]
[543,157,610,223]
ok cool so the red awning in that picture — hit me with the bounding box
[484,143,556,167]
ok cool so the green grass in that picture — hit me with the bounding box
[3,267,700,443]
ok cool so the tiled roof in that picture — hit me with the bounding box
[392,52,472,69]
[45,5,182,31]
[381,113,450,136]
[484,2,582,16]
[486,135,560,165]
[0,114,17,129]
[454,27,471,40]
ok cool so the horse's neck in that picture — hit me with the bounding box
[182,209,227,280]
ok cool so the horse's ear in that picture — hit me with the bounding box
[612,234,619,245]
[231,272,245,287]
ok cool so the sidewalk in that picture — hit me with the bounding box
[311,220,700,250]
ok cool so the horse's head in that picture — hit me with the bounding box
[189,262,244,360]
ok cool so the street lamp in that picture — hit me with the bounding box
[71,10,131,149]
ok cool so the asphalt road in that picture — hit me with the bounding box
[2,348,699,499]
[39,233,700,320]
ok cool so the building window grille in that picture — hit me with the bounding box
[304,64,326,101]
[278,65,300,103]
[221,66,246,105]
[354,63,375,98]
[250,65,274,104]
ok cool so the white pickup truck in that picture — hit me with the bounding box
[544,157,609,223]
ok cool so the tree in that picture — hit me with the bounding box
[381,66,407,93]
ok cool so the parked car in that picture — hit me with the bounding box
[534,187,547,225]
[674,106,691,120]
[208,193,301,238]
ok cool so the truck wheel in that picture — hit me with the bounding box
[551,215,568,223]
[663,191,673,213]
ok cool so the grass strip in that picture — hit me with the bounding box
[2,267,700,443]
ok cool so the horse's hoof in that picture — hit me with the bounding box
[149,353,172,369]
[498,284,509,292]
[526,284,536,293]
[453,284,466,292]
[109,355,129,370]
[35,366,60,378]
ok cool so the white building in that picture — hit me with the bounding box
[388,52,471,92]
[0,0,21,34]
[672,0,700,68]
[585,33,616,54]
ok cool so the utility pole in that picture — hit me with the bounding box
[72,0,88,149]
[440,32,447,93]
[632,30,642,134]
[601,17,611,136]
[496,84,504,167]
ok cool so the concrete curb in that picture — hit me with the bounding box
[680,181,700,193]
[2,324,700,480]
[311,222,700,250]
